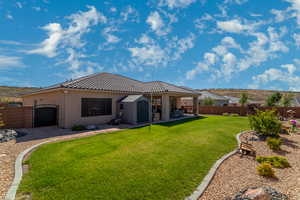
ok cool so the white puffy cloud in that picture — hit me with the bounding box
[128,35,167,66]
[204,53,217,65]
[286,0,300,25]
[28,6,106,57]
[146,11,168,36]
[129,33,195,67]
[293,33,300,47]
[250,63,300,91]
[0,55,24,69]
[217,19,250,33]
[158,0,196,9]
[281,64,296,74]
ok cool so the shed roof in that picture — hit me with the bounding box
[121,95,144,103]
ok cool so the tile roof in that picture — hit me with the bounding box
[26,72,199,95]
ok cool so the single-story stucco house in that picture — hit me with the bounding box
[22,73,200,128]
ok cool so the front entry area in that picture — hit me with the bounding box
[34,105,58,127]
[137,100,149,123]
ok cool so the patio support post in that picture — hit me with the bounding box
[193,96,199,115]
[161,94,170,121]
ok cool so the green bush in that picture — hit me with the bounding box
[230,113,239,117]
[267,137,282,150]
[256,156,290,168]
[256,163,275,177]
[222,113,229,116]
[248,110,282,137]
[71,125,86,131]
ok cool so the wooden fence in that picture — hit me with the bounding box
[0,105,33,129]
[198,106,300,118]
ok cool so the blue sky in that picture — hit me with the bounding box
[0,0,300,91]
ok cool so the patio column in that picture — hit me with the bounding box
[193,96,199,115]
[161,94,170,121]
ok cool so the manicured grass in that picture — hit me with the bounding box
[18,116,249,200]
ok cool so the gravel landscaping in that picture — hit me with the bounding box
[199,126,300,200]
[0,125,126,200]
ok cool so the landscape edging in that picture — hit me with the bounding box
[4,116,196,200]
[185,130,248,200]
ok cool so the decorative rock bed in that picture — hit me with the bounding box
[232,186,288,200]
[0,129,27,143]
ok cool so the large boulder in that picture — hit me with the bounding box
[233,187,288,200]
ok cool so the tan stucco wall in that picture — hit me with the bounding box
[63,90,124,128]
[23,90,65,127]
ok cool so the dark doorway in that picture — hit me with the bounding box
[137,100,149,123]
[34,105,58,127]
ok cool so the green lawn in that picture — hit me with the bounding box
[18,116,249,200]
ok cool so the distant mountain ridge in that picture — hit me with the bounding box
[199,89,300,102]
[0,86,40,102]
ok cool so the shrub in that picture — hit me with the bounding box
[230,113,239,117]
[248,110,282,137]
[267,137,282,150]
[257,163,275,177]
[71,125,86,131]
[222,113,229,116]
[256,156,290,168]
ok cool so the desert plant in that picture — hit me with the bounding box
[203,97,215,106]
[230,113,239,117]
[256,162,275,177]
[239,93,249,106]
[265,92,282,106]
[280,94,294,107]
[222,113,229,116]
[256,156,290,168]
[266,137,282,150]
[248,109,282,137]
[71,125,86,131]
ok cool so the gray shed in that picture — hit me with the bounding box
[119,95,150,124]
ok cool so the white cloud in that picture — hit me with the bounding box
[6,13,13,20]
[129,33,195,68]
[27,23,63,57]
[146,11,168,36]
[250,64,300,91]
[129,39,167,67]
[16,2,23,8]
[171,33,195,60]
[204,53,217,65]
[281,64,296,74]
[28,6,106,58]
[0,55,24,69]
[286,0,300,25]
[293,33,300,47]
[102,26,120,44]
[120,6,139,22]
[270,9,286,22]
[217,19,248,33]
[158,0,196,9]
[186,26,289,81]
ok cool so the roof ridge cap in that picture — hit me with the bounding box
[63,72,105,87]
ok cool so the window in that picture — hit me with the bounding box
[81,98,112,117]
[120,103,124,110]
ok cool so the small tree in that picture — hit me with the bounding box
[280,94,294,107]
[265,92,282,106]
[239,93,249,106]
[248,109,282,138]
[203,97,215,106]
